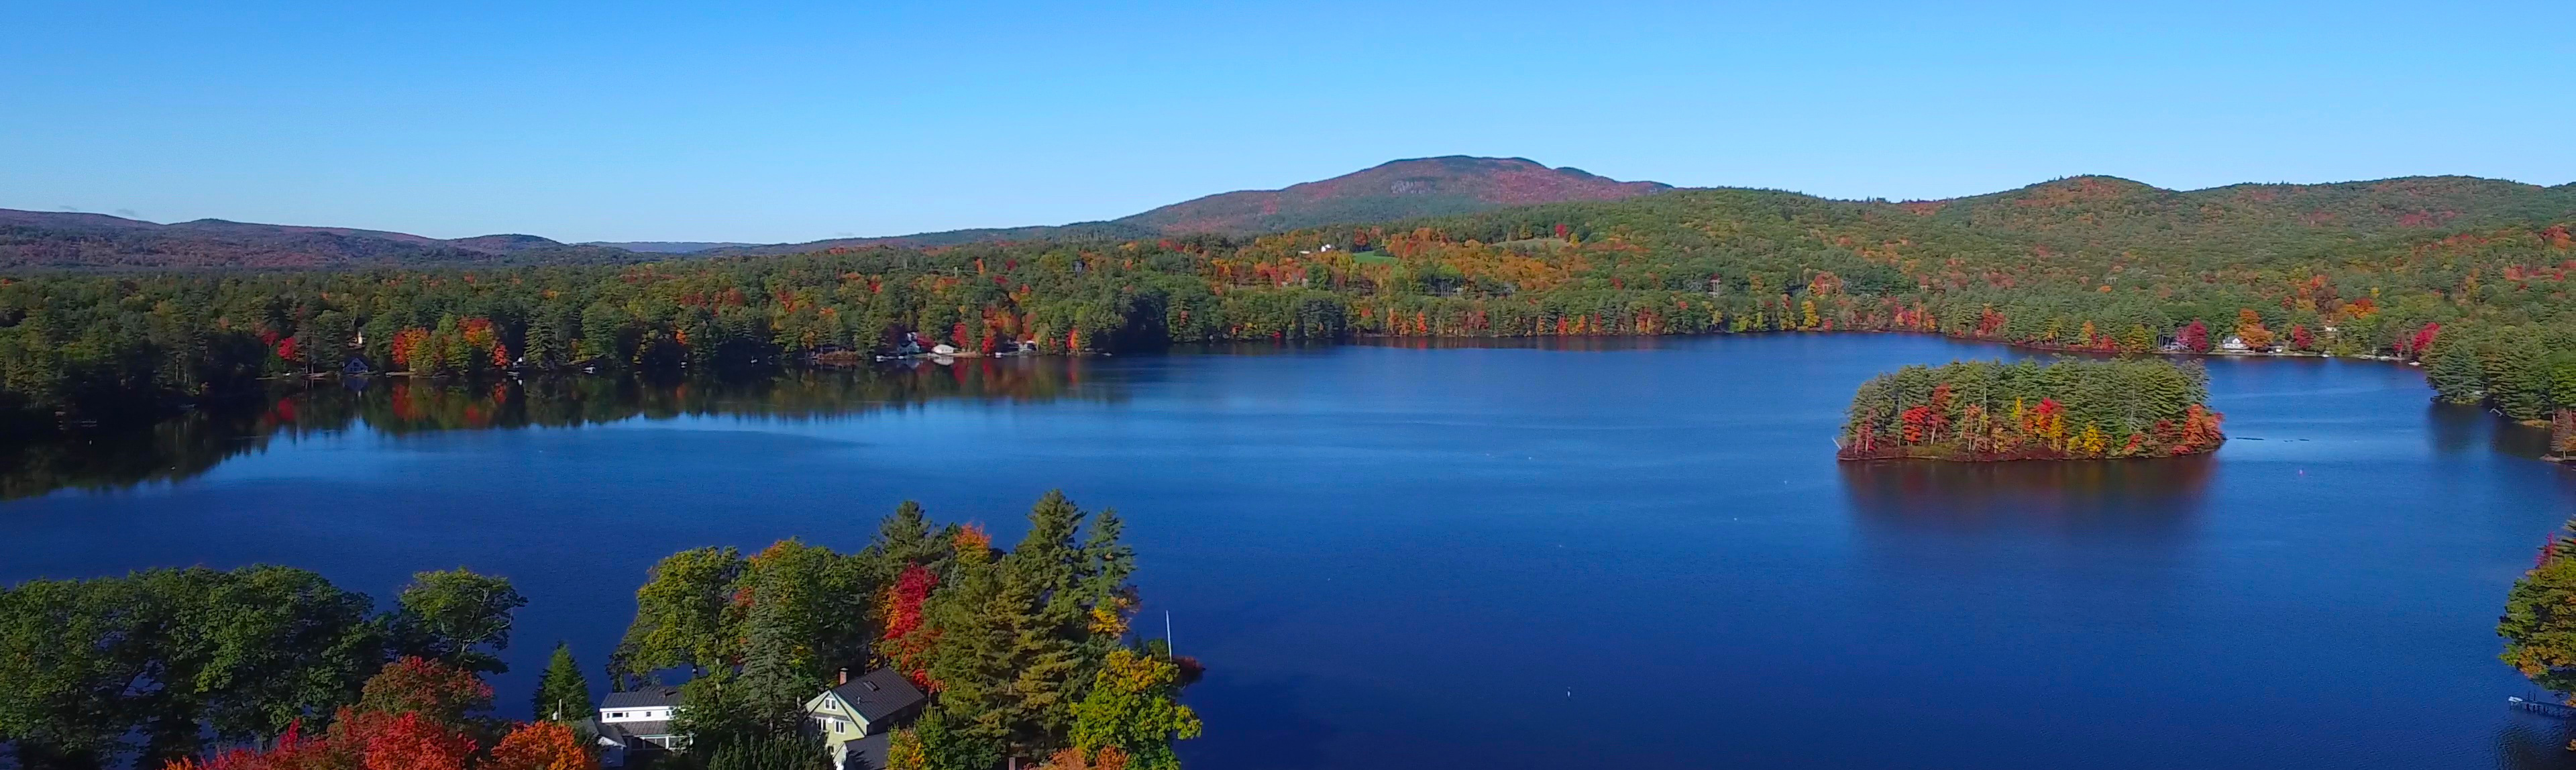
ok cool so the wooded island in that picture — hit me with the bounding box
[1837,358,2224,461]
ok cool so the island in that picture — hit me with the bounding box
[1837,358,2225,461]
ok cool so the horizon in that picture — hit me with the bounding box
[6,0,2569,243]
[15,164,2569,248]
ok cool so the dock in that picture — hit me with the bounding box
[2510,696,2576,718]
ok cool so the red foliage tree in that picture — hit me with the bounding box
[1973,307,2006,337]
[2289,324,2316,351]
[358,712,477,770]
[879,563,942,690]
[358,657,492,727]
[2177,319,2210,353]
[2404,322,2442,360]
[163,659,499,770]
[1900,405,1932,443]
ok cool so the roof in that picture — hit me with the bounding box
[825,669,927,723]
[602,687,683,710]
[843,732,892,770]
[600,720,678,744]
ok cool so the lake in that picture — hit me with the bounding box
[5,334,2573,769]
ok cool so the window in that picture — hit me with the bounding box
[608,712,625,718]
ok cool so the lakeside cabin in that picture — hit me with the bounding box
[590,670,926,770]
[804,668,930,770]
[596,687,687,767]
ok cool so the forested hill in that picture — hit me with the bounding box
[699,156,1674,255]
[1116,155,1671,234]
[0,209,645,269]
[1411,174,2576,275]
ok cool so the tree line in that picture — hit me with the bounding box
[4,178,2573,432]
[1839,358,2224,461]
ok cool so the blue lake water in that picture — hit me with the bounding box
[5,334,2574,769]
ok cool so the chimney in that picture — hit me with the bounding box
[838,669,849,685]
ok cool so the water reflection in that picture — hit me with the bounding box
[2493,716,2576,770]
[2428,402,2556,459]
[0,358,1122,499]
[1351,335,1680,352]
[1839,455,2216,537]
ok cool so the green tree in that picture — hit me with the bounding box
[2426,337,2488,404]
[1067,649,1202,770]
[533,642,594,721]
[391,568,528,674]
[2504,531,2576,697]
[704,732,829,770]
[0,566,384,770]
[868,500,947,580]
[614,547,746,684]
[911,708,999,770]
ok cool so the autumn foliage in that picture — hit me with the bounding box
[1840,358,2224,461]
[162,657,595,770]
[485,722,594,770]
[878,563,943,690]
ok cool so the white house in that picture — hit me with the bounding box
[803,669,929,770]
[597,687,688,767]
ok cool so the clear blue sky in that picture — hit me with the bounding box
[4,1,2567,243]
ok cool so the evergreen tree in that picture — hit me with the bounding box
[2487,341,2553,420]
[912,708,999,770]
[702,727,828,770]
[532,642,593,721]
[869,500,948,582]
[2426,338,2488,404]
[922,527,1019,758]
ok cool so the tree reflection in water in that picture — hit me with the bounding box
[0,357,1116,500]
[1838,454,2216,537]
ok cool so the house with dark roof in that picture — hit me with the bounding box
[803,669,929,770]
[597,686,688,767]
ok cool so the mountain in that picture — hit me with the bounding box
[704,156,1671,255]
[706,222,1162,256]
[584,241,763,254]
[1120,156,1671,234]
[0,157,1668,266]
[0,210,642,270]
[8,163,2565,270]
[1878,174,2576,260]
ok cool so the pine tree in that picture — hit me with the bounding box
[2426,338,2488,404]
[533,643,593,721]
[2489,342,2553,420]
[1002,492,1097,749]
[869,500,947,582]
[921,530,1016,758]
